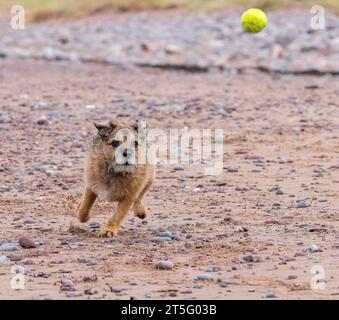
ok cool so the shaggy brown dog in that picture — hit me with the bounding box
[75,120,155,237]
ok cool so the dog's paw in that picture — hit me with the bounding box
[98,226,118,238]
[134,205,147,219]
[78,213,90,223]
[76,208,91,223]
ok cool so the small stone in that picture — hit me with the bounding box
[83,275,98,283]
[0,113,11,123]
[165,44,182,54]
[19,236,38,249]
[297,200,309,208]
[154,260,174,270]
[217,278,228,287]
[236,225,248,232]
[36,116,48,125]
[173,165,184,171]
[179,248,190,254]
[243,255,254,263]
[84,288,98,295]
[226,165,239,173]
[159,231,173,238]
[85,104,96,110]
[206,266,221,272]
[276,188,284,195]
[22,259,34,265]
[146,99,166,107]
[66,291,83,298]
[89,222,100,229]
[20,94,29,105]
[0,243,19,252]
[0,256,11,265]
[7,253,22,261]
[37,272,51,278]
[33,102,48,110]
[61,279,74,287]
[108,237,118,244]
[197,274,213,281]
[309,244,319,253]
[23,218,35,224]
[265,292,277,298]
[150,236,172,242]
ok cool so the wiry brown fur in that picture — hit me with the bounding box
[75,120,155,237]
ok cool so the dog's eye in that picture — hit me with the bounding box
[112,140,120,148]
[134,141,138,148]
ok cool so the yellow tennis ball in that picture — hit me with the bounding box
[241,8,267,33]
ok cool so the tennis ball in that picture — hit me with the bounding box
[241,8,267,33]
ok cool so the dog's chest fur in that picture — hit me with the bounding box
[85,158,148,202]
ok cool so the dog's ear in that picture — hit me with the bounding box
[109,121,117,130]
[94,122,113,140]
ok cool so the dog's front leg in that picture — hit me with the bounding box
[133,178,153,219]
[75,187,97,223]
[99,197,134,238]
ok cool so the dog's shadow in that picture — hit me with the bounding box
[68,223,98,237]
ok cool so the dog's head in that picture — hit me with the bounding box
[94,120,141,174]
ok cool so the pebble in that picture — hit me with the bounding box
[196,274,213,281]
[23,218,35,224]
[108,238,118,244]
[61,279,74,287]
[0,243,19,252]
[36,116,48,125]
[159,231,173,238]
[7,253,22,261]
[66,291,83,298]
[265,292,277,298]
[22,259,34,265]
[297,200,309,208]
[77,258,97,265]
[85,104,96,110]
[226,165,239,173]
[309,244,319,253]
[206,266,221,272]
[0,113,11,123]
[154,260,174,270]
[173,165,184,171]
[33,102,48,110]
[19,236,38,249]
[243,255,254,263]
[235,225,248,232]
[276,188,284,195]
[89,222,100,229]
[165,44,182,54]
[150,236,172,242]
[0,256,11,265]
[83,275,98,282]
[19,94,29,105]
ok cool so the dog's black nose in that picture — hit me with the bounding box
[123,149,128,158]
